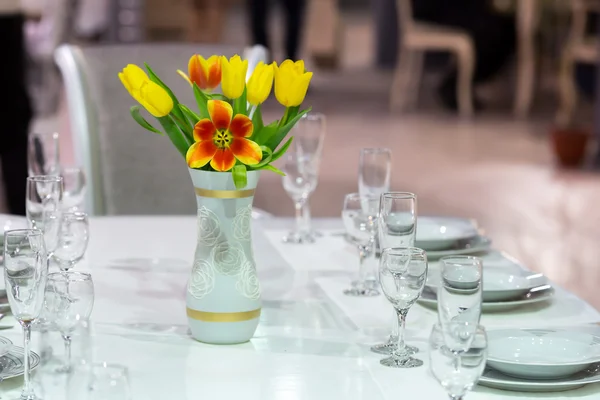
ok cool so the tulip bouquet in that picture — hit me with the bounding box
[119,54,312,188]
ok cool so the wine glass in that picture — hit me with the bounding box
[378,247,427,368]
[429,323,488,400]
[4,229,48,400]
[372,192,417,355]
[342,193,380,297]
[28,132,60,177]
[294,113,326,238]
[26,176,63,255]
[45,272,94,371]
[281,142,319,244]
[438,256,483,352]
[53,213,89,271]
[60,167,86,212]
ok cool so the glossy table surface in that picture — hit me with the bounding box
[1,216,600,399]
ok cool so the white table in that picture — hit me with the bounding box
[2,216,600,399]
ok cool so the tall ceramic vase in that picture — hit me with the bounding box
[186,169,261,344]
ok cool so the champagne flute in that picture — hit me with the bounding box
[378,247,428,368]
[27,132,60,177]
[26,176,63,256]
[294,113,326,238]
[342,193,379,296]
[372,192,418,355]
[60,167,86,212]
[53,213,89,271]
[45,272,94,371]
[358,148,391,198]
[4,229,48,400]
[429,323,488,400]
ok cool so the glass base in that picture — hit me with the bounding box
[15,393,39,400]
[282,232,316,244]
[371,340,419,355]
[380,355,423,368]
[343,286,379,297]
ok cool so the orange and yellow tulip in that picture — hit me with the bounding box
[177,55,221,90]
[274,60,312,107]
[186,100,262,171]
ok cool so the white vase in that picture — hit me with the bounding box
[186,169,261,344]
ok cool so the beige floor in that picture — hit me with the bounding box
[2,9,600,311]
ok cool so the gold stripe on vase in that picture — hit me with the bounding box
[194,187,255,199]
[186,308,261,322]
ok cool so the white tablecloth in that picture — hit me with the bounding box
[1,217,599,399]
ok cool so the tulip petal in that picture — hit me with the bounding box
[139,81,174,117]
[230,137,262,166]
[177,70,193,86]
[207,100,233,131]
[193,119,216,142]
[122,64,148,89]
[189,56,205,89]
[229,114,253,138]
[210,148,236,171]
[186,141,218,169]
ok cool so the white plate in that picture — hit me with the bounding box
[415,217,478,251]
[479,365,600,392]
[424,236,492,260]
[427,268,548,302]
[0,343,40,380]
[418,285,554,312]
[487,329,600,379]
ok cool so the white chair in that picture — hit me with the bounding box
[390,0,475,117]
[54,44,273,218]
[557,0,600,125]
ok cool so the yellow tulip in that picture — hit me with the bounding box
[246,62,274,106]
[119,64,173,117]
[220,55,248,100]
[274,60,312,108]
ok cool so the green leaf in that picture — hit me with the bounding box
[211,94,229,101]
[265,108,311,150]
[144,63,190,130]
[270,136,293,163]
[233,87,247,116]
[171,114,193,144]
[157,115,189,158]
[251,105,263,132]
[179,104,201,124]
[250,146,273,169]
[193,83,209,119]
[252,121,278,145]
[258,164,285,176]
[232,165,248,189]
[130,106,163,135]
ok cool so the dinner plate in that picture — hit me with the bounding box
[427,268,548,302]
[417,285,554,312]
[479,365,600,392]
[415,216,478,251]
[424,236,492,260]
[487,329,600,379]
[0,345,41,380]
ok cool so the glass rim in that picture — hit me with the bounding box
[439,255,482,264]
[48,271,92,282]
[27,175,63,183]
[3,228,44,238]
[360,147,391,155]
[380,192,416,200]
[62,211,88,220]
[344,192,379,201]
[381,246,426,256]
[432,321,486,333]
[92,362,130,374]
[301,112,325,121]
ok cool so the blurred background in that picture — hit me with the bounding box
[2,0,600,303]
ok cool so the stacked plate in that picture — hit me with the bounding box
[419,263,553,312]
[480,328,600,391]
[0,336,40,380]
[415,216,491,259]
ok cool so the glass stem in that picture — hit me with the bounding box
[389,309,399,342]
[394,309,408,359]
[22,321,33,398]
[64,335,72,368]
[357,245,369,286]
[294,199,305,234]
[450,396,464,400]
[301,202,312,234]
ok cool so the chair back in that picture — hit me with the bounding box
[55,43,244,215]
[396,0,415,36]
